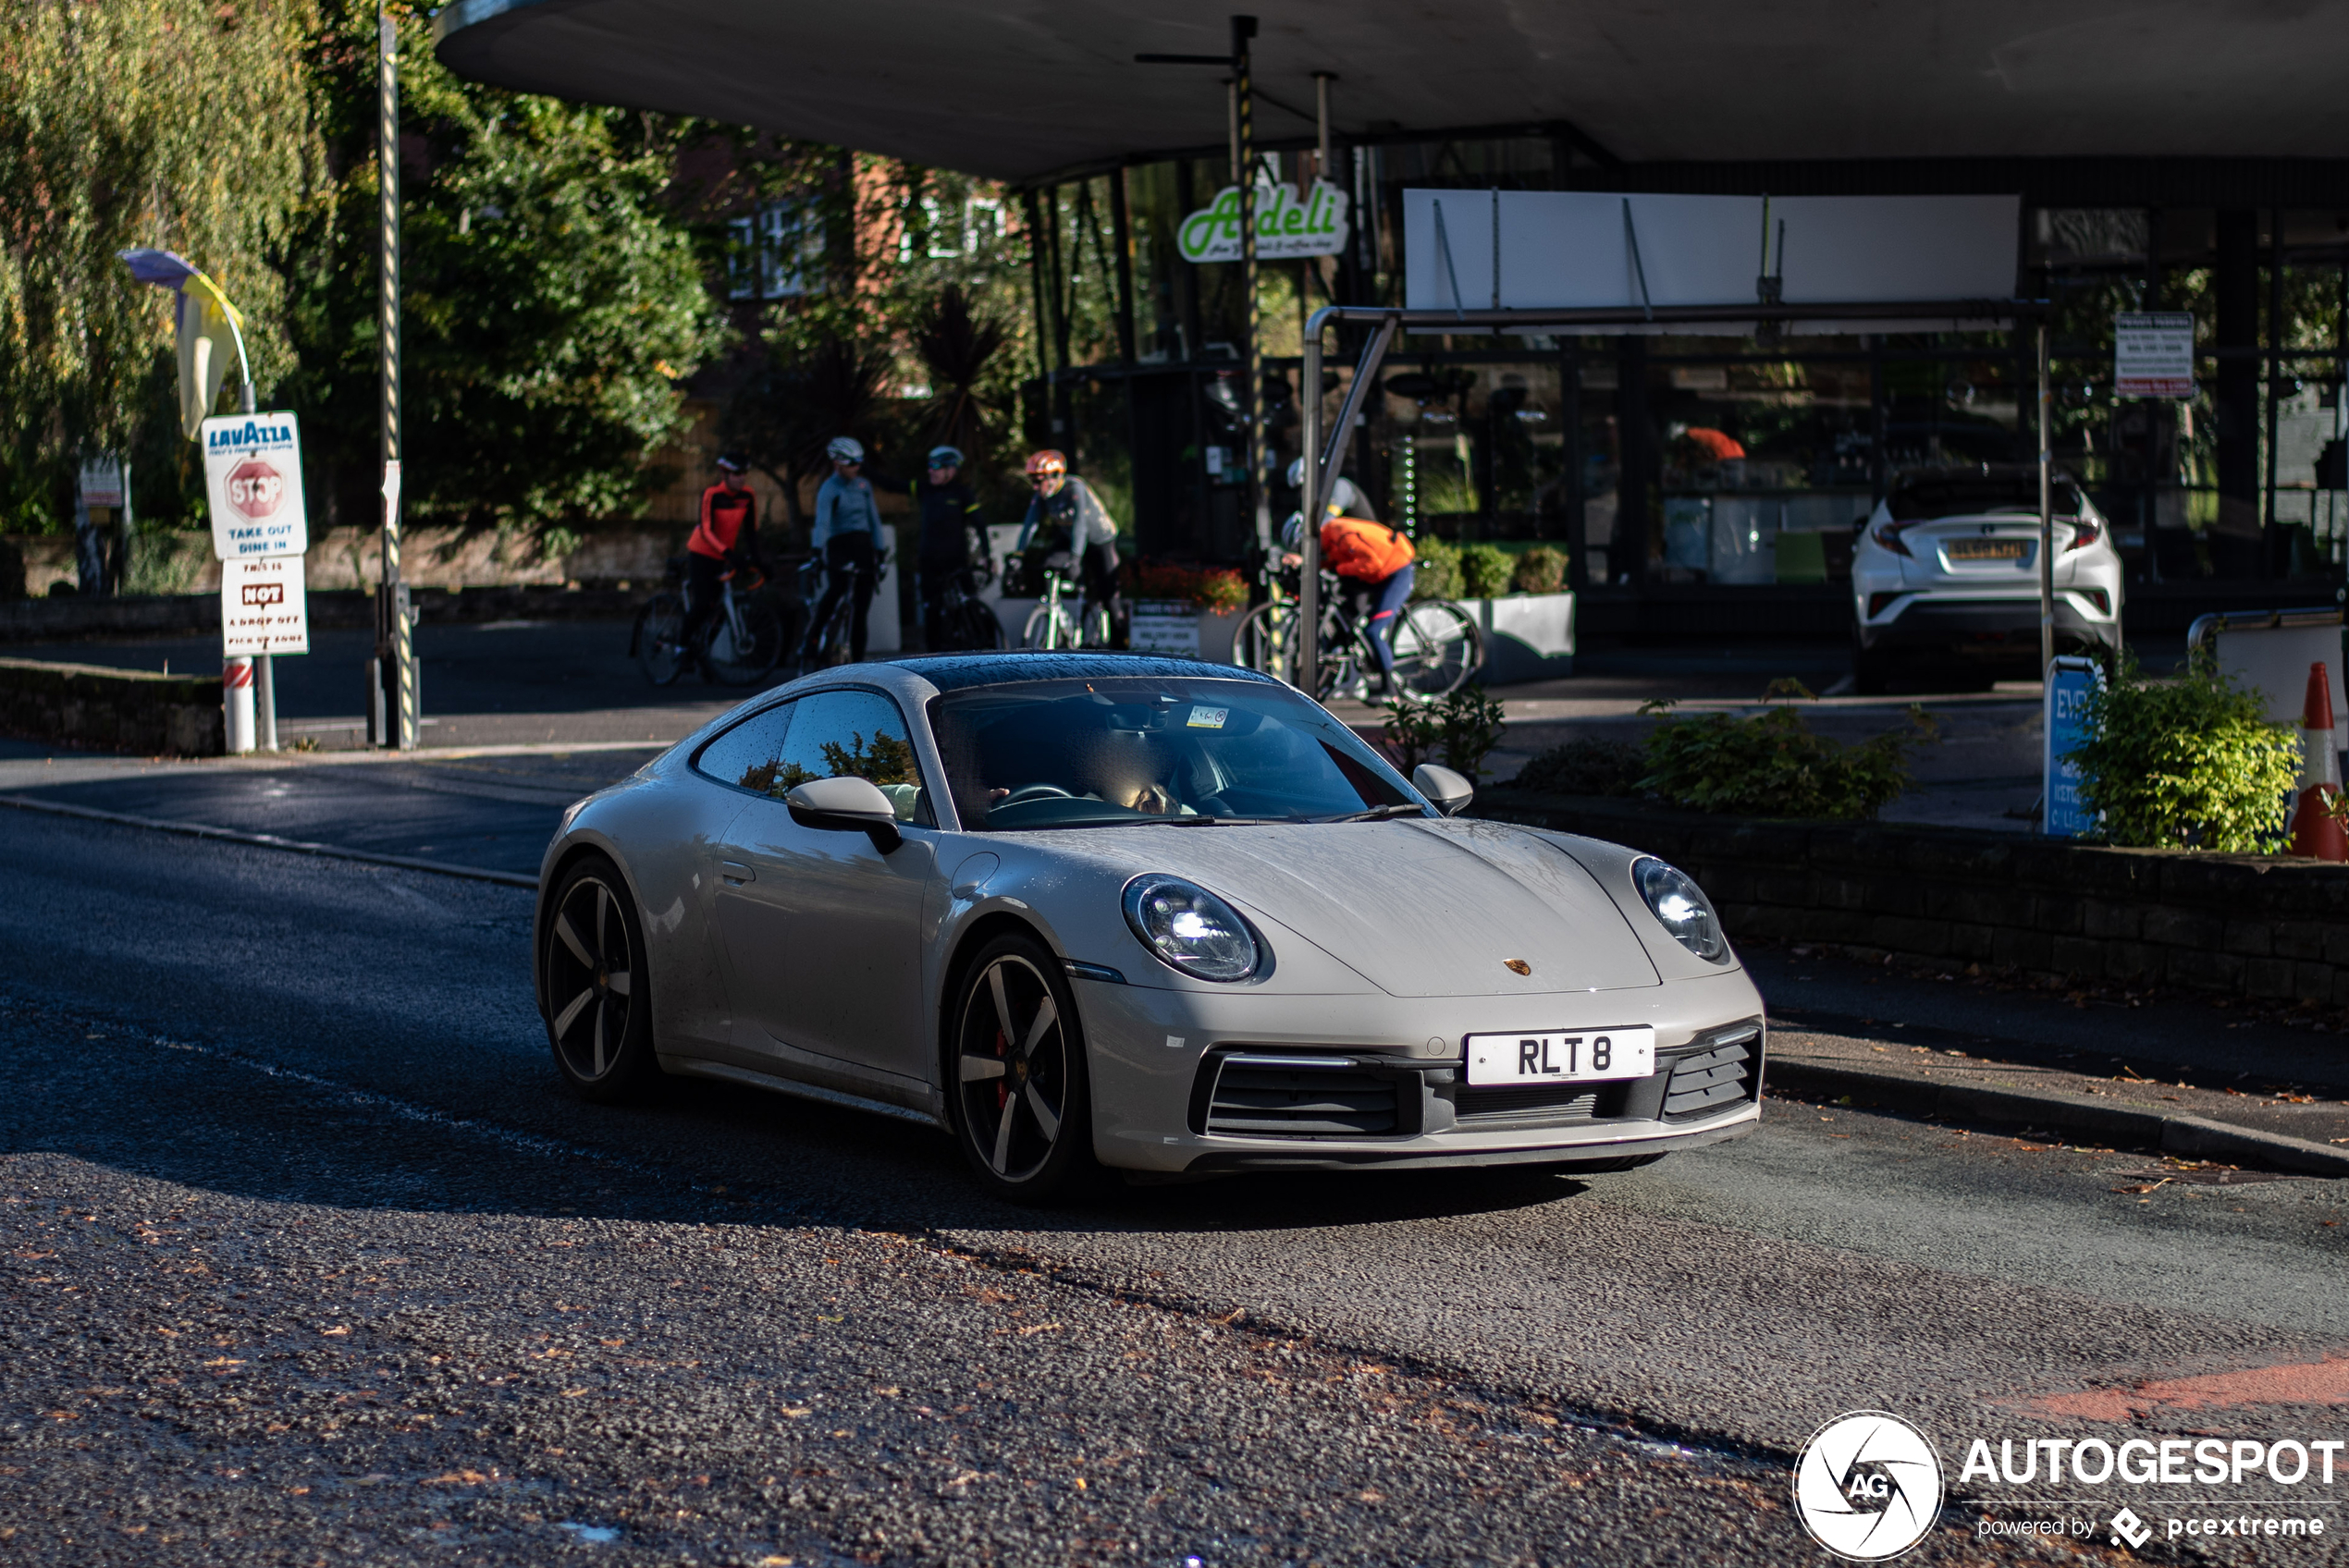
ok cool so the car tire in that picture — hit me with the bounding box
[541,853,662,1104]
[1852,642,1894,696]
[946,933,1100,1205]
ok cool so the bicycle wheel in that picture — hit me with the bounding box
[1228,600,1296,678]
[815,596,856,668]
[953,598,1007,651]
[1081,604,1113,649]
[633,594,686,686]
[705,599,786,685]
[1022,603,1075,650]
[1390,600,1483,697]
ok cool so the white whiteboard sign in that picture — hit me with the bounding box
[201,411,310,560]
[2114,312,2196,398]
[220,554,311,656]
[1403,191,2021,325]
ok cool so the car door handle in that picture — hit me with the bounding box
[719,861,754,886]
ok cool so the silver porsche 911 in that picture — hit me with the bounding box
[535,653,1765,1201]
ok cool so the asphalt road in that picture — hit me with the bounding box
[3,808,2345,1565]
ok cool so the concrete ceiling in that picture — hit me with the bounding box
[434,0,2349,184]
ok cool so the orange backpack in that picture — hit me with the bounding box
[1318,517,1417,581]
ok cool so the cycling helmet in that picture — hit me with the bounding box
[1286,455,1309,490]
[715,451,749,474]
[1025,449,1067,481]
[826,436,865,464]
[1280,513,1307,553]
[927,445,965,469]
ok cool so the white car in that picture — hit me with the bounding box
[1851,465,2122,692]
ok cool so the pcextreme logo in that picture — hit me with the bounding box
[1793,1411,1946,1562]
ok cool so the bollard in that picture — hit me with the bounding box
[223,656,256,755]
[2288,659,2346,859]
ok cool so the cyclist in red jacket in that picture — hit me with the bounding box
[676,453,765,680]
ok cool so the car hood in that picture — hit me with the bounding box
[1063,817,1663,998]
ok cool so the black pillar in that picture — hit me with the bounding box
[1619,336,1651,590]
[2214,209,2263,576]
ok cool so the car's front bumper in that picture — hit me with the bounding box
[1075,967,1767,1175]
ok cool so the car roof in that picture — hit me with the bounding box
[887,651,1286,693]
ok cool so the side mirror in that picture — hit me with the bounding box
[785,775,903,852]
[1412,763,1475,817]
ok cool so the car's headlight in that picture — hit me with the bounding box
[1122,876,1262,982]
[1633,857,1728,962]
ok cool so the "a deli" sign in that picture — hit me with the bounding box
[200,412,310,560]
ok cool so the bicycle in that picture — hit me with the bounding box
[929,557,1008,652]
[1020,551,1111,650]
[1229,568,1483,703]
[632,560,791,687]
[799,549,889,673]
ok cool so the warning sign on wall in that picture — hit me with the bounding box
[2114,312,2196,398]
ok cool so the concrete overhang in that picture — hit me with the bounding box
[433,0,2349,186]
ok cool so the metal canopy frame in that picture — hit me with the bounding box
[1295,297,2056,693]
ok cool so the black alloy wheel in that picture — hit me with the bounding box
[949,935,1096,1203]
[542,854,659,1103]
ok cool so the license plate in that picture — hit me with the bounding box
[1465,1026,1656,1085]
[1946,538,2028,560]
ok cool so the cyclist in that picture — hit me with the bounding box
[803,435,886,664]
[678,452,767,681]
[912,445,987,648]
[1286,454,1374,524]
[1281,509,1418,700]
[1016,449,1125,647]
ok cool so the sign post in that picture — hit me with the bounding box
[2043,654,2105,839]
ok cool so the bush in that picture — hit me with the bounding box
[1409,535,1462,601]
[1639,700,1936,818]
[1382,684,1509,779]
[1510,737,1643,796]
[1459,543,1512,599]
[1128,561,1248,614]
[2070,655,2300,851]
[1509,545,1568,594]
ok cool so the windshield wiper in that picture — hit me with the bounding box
[1315,803,1429,823]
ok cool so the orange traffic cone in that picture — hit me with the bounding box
[2288,660,2347,860]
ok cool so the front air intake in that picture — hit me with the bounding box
[1662,1025,1762,1121]
[1196,1053,1408,1138]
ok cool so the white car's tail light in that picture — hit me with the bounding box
[1871,521,1913,557]
[1123,876,1263,982]
[2064,518,2103,551]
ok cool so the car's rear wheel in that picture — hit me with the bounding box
[542,854,660,1104]
[948,934,1097,1204]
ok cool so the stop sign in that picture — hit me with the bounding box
[227,458,284,521]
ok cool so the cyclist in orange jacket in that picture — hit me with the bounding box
[1282,511,1418,699]
[678,453,766,680]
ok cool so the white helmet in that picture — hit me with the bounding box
[1286,455,1309,489]
[827,435,865,464]
[1280,513,1306,554]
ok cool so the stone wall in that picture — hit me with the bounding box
[0,657,224,756]
[1470,790,2349,1007]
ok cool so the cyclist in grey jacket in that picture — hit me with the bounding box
[1015,448,1125,646]
[804,436,887,662]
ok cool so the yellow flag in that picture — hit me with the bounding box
[176,274,246,439]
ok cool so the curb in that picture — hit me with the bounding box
[1767,1059,2349,1179]
[0,793,538,889]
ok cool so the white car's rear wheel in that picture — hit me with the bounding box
[949,936,1096,1203]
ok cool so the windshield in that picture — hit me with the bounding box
[929,676,1420,830]
[1888,472,2083,521]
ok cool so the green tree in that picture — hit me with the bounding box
[0,0,317,533]
[283,1,729,535]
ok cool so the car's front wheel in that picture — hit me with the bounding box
[948,934,1097,1204]
[542,853,660,1104]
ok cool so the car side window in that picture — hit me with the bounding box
[730,689,934,827]
[694,702,798,795]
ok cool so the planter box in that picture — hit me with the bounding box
[1470,787,2349,1007]
[1459,592,1574,683]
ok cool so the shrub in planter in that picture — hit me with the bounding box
[1639,699,1936,818]
[1410,535,1463,601]
[1127,561,1248,614]
[1509,545,1568,594]
[1510,737,1642,795]
[1459,542,1512,599]
[2069,655,2299,851]
[1382,684,1509,778]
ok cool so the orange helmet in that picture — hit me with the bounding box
[1024,449,1067,481]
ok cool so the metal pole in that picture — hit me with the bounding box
[377,9,415,751]
[2037,322,2055,678]
[1299,313,1322,692]
[1234,16,1265,558]
[1314,73,1333,174]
